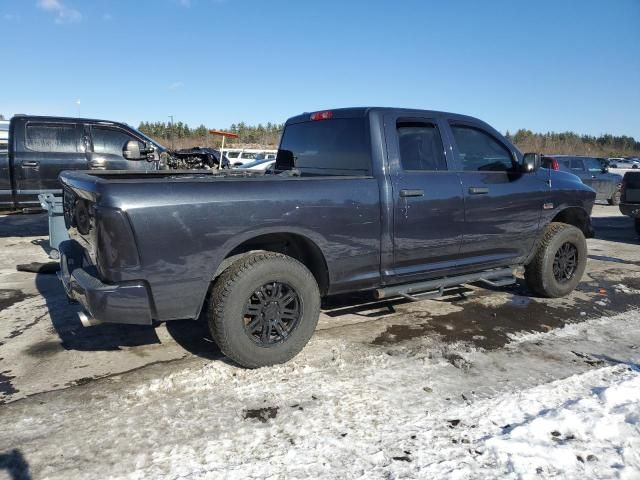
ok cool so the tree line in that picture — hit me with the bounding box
[138,119,640,157]
[138,121,283,149]
[506,129,640,157]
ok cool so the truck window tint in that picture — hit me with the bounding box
[450,125,513,172]
[226,151,240,158]
[276,118,370,175]
[92,127,137,156]
[25,124,78,153]
[570,158,585,171]
[583,157,603,172]
[397,122,447,171]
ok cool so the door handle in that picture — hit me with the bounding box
[89,161,106,169]
[399,189,424,198]
[21,161,40,168]
[468,187,489,195]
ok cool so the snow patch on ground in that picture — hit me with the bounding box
[1,312,639,479]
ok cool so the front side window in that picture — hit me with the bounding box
[450,125,513,172]
[226,151,240,158]
[92,127,138,156]
[25,124,79,153]
[397,121,447,171]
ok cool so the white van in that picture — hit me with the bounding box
[223,148,277,166]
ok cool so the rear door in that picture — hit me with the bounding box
[447,121,548,269]
[13,121,86,206]
[385,113,465,280]
[87,125,150,171]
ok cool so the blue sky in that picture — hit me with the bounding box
[1,0,639,138]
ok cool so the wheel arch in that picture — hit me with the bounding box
[550,206,593,238]
[213,232,330,296]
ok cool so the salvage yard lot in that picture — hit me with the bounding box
[0,205,639,479]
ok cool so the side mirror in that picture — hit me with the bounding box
[123,140,143,160]
[522,152,541,172]
[123,140,155,161]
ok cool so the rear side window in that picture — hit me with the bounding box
[25,123,79,153]
[92,127,139,156]
[397,121,447,171]
[450,125,513,172]
[226,151,240,158]
[276,118,370,175]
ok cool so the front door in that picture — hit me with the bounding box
[447,122,549,270]
[385,114,465,281]
[87,125,149,171]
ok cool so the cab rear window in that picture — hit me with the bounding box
[276,118,371,176]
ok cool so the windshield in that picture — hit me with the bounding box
[133,128,166,152]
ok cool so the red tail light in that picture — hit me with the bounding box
[310,110,333,121]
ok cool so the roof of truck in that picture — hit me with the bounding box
[285,107,485,126]
[11,115,129,126]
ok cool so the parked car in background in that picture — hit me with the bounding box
[609,157,640,169]
[1,115,164,211]
[224,148,277,166]
[619,171,640,235]
[59,107,595,368]
[0,120,8,146]
[542,155,623,204]
[233,158,275,173]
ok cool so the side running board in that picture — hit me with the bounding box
[375,266,517,301]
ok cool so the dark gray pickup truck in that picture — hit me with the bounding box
[59,107,596,367]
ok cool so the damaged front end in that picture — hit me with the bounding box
[163,147,231,170]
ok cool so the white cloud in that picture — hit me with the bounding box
[36,0,82,24]
[169,81,185,90]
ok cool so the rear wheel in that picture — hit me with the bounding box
[525,222,587,298]
[207,252,320,368]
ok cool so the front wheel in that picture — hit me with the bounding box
[525,222,588,298]
[207,252,320,368]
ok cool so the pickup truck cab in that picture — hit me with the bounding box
[1,115,163,210]
[59,107,596,368]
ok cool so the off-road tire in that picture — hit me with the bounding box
[607,190,621,205]
[635,218,640,236]
[207,252,320,368]
[525,222,587,298]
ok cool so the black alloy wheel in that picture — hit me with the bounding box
[243,281,302,346]
[552,242,578,283]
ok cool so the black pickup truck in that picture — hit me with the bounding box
[1,115,228,211]
[59,107,596,367]
[620,171,640,235]
[1,115,163,210]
